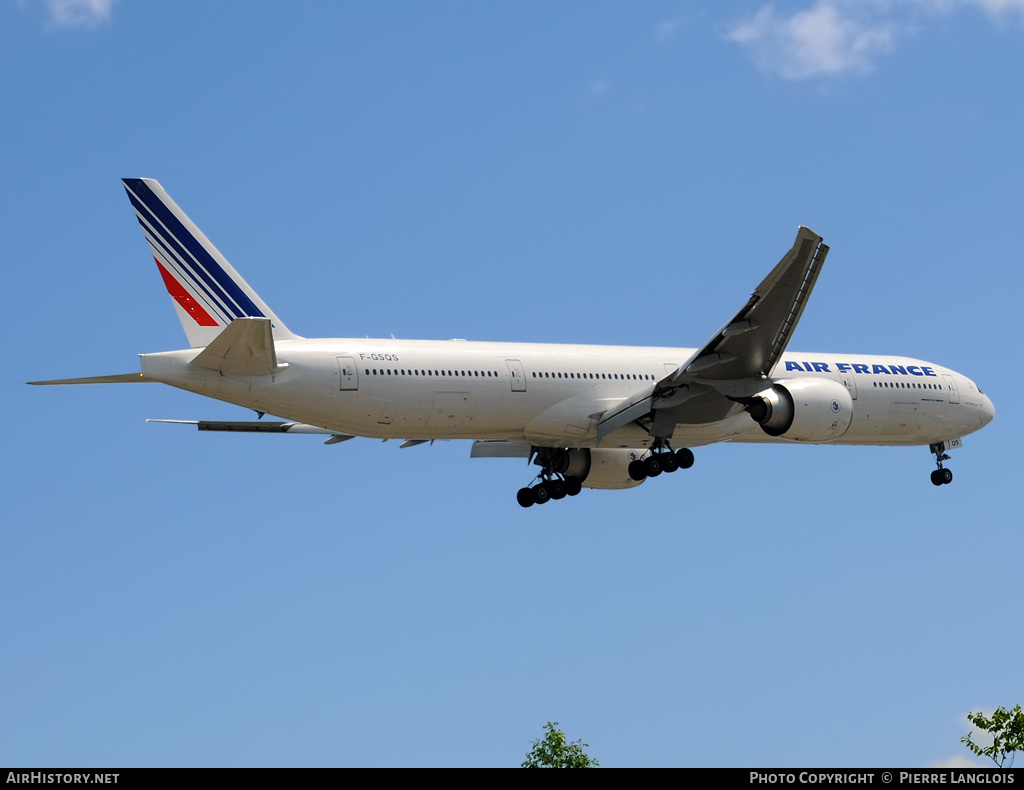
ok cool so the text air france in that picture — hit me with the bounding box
[785,361,937,377]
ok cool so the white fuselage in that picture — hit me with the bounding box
[139,338,995,450]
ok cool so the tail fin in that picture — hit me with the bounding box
[122,178,299,348]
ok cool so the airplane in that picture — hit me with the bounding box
[30,178,995,507]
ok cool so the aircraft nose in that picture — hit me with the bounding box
[982,393,996,425]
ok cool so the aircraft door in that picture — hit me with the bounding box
[336,356,358,391]
[943,374,960,404]
[506,359,526,392]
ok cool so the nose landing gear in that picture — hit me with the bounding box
[929,442,953,486]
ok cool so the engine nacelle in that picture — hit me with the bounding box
[549,448,644,490]
[745,378,853,442]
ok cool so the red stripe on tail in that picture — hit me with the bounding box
[155,259,219,327]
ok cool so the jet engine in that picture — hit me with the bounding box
[549,448,644,490]
[745,378,853,442]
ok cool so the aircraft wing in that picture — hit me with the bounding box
[597,227,828,442]
[666,226,828,384]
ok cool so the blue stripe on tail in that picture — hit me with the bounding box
[123,179,265,319]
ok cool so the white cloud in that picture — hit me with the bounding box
[726,0,1024,80]
[45,0,112,29]
[589,80,612,96]
[974,0,1024,17]
[725,2,896,79]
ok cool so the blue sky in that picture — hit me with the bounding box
[2,0,1021,768]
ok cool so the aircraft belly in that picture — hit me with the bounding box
[271,381,546,441]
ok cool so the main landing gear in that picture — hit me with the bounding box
[929,442,953,486]
[517,475,583,508]
[627,441,694,482]
[517,447,590,507]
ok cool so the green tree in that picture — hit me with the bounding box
[522,721,599,768]
[961,705,1024,768]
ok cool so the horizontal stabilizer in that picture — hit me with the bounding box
[28,373,149,385]
[150,419,340,434]
[148,419,354,443]
[190,317,284,376]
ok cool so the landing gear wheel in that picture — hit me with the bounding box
[565,477,583,496]
[661,452,679,473]
[628,460,647,481]
[517,488,535,508]
[929,443,954,487]
[675,448,694,469]
[549,480,567,500]
[644,455,663,477]
[533,483,551,505]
